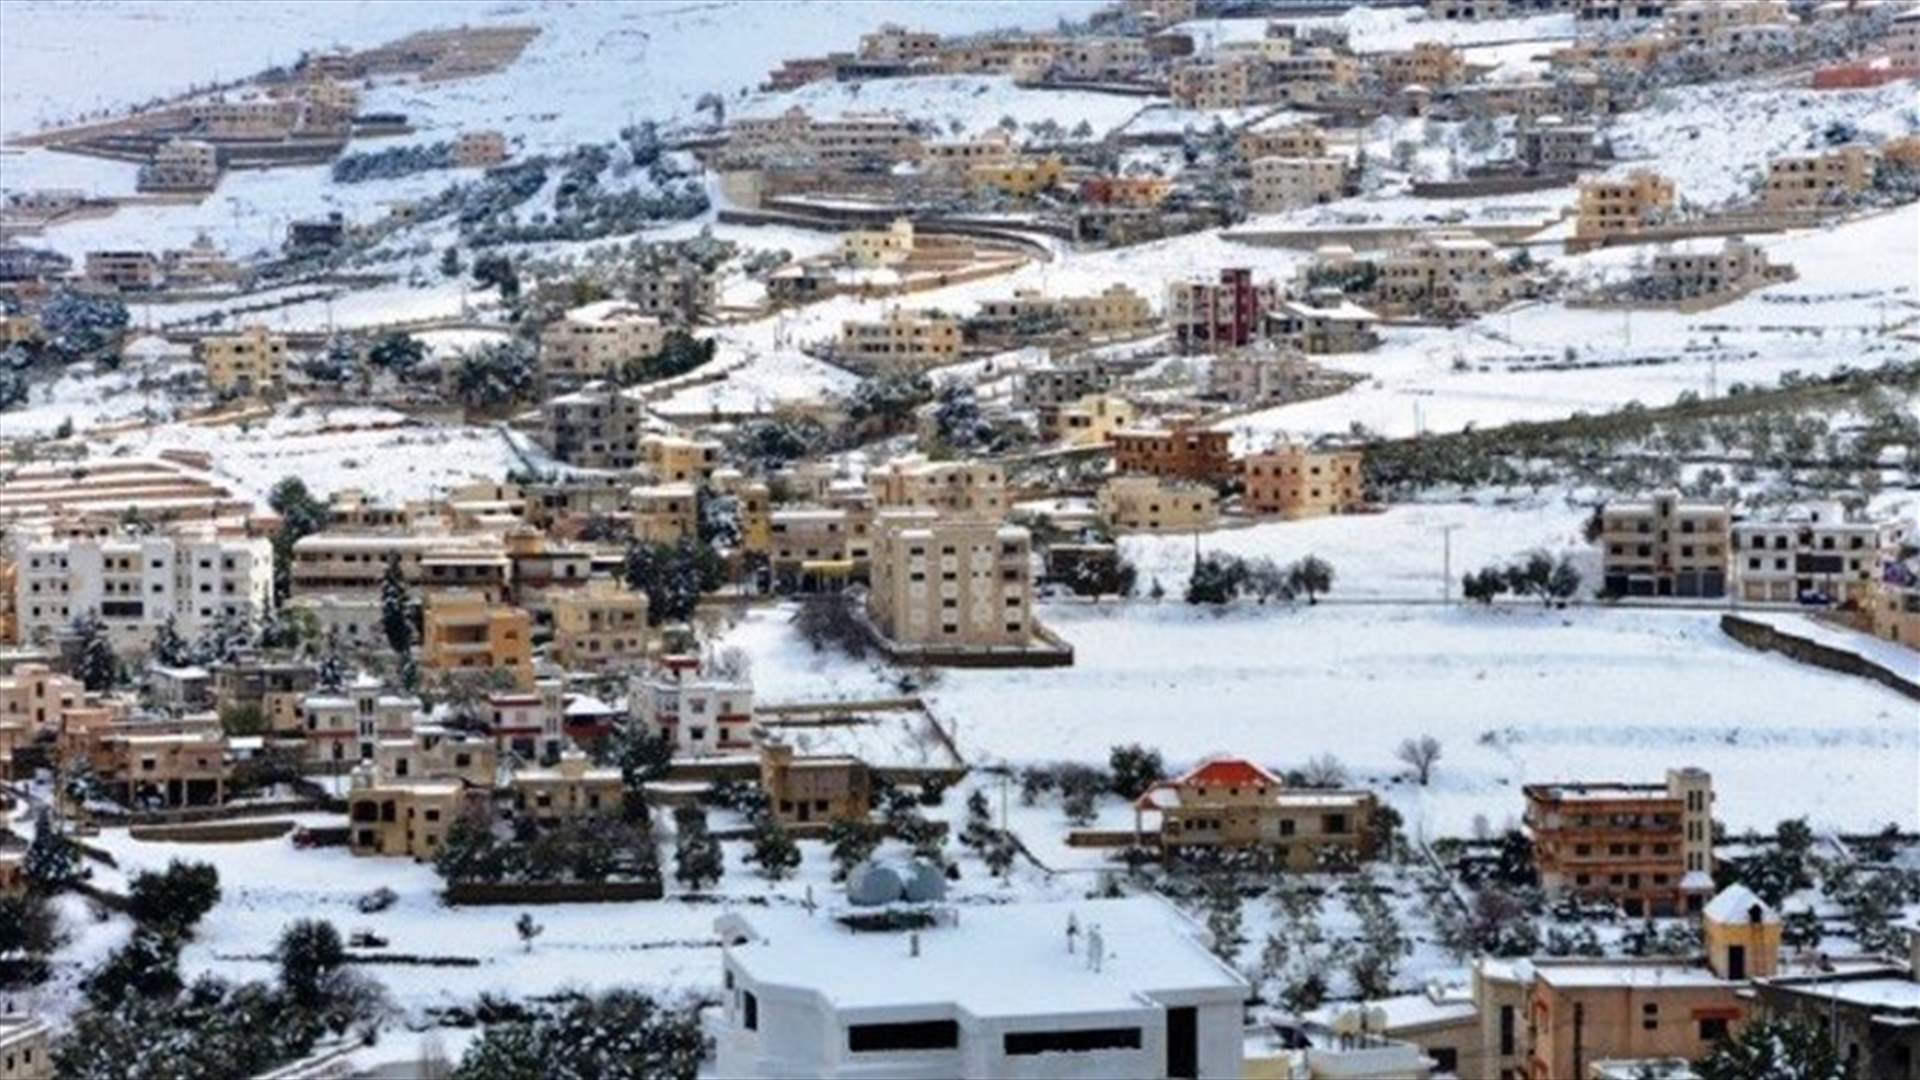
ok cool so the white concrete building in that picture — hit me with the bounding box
[11,524,274,653]
[713,897,1248,1078]
[628,654,755,756]
[1731,503,1907,605]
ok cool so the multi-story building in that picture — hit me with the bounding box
[1133,756,1378,871]
[1111,417,1234,484]
[867,518,1034,650]
[641,432,722,484]
[484,681,567,761]
[807,111,922,170]
[1206,344,1316,406]
[1597,492,1731,598]
[714,897,1249,1079]
[196,326,289,397]
[96,726,230,808]
[1076,175,1173,208]
[347,727,496,859]
[1054,392,1139,447]
[920,129,1014,175]
[421,590,534,689]
[868,457,1006,519]
[0,662,85,735]
[538,301,665,385]
[858,23,941,64]
[84,249,163,291]
[454,129,509,167]
[1377,230,1516,316]
[1099,474,1219,534]
[969,284,1155,344]
[1731,504,1904,605]
[298,675,420,767]
[1269,47,1360,104]
[759,741,871,828]
[289,533,509,601]
[509,749,624,823]
[1523,767,1715,917]
[1054,35,1151,81]
[966,155,1066,201]
[1238,122,1328,161]
[837,308,963,372]
[1869,552,1920,652]
[549,577,650,671]
[1167,268,1277,353]
[541,384,649,469]
[1169,55,1264,109]
[1888,8,1920,71]
[211,656,317,735]
[1249,155,1349,212]
[1516,119,1599,174]
[842,217,917,267]
[1241,444,1365,519]
[630,482,698,545]
[1377,41,1466,88]
[1762,145,1878,211]
[1430,0,1508,19]
[0,1017,52,1080]
[1527,888,1774,1078]
[137,138,221,193]
[1664,0,1788,45]
[629,654,755,756]
[1264,297,1381,354]
[1576,170,1677,241]
[11,524,274,654]
[1578,0,1671,19]
[1644,236,1786,300]
[1751,938,1920,1080]
[628,263,717,325]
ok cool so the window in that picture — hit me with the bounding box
[848,1020,959,1053]
[1431,1048,1459,1073]
[743,990,758,1031]
[1004,1027,1142,1055]
[1699,1017,1728,1042]
[1499,1005,1515,1056]
[1642,1003,1658,1030]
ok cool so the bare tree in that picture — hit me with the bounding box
[1396,736,1442,786]
[1300,753,1348,788]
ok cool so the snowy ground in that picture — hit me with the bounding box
[722,601,1920,839]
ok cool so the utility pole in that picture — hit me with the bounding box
[1440,523,1462,603]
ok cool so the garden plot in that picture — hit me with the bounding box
[722,601,1920,839]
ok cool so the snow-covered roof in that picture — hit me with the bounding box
[564,299,660,326]
[1304,989,1478,1034]
[718,897,1246,1018]
[1766,976,1920,1013]
[1535,961,1734,990]
[1703,884,1778,925]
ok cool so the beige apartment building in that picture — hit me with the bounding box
[867,517,1034,650]
[348,775,480,858]
[1208,344,1316,406]
[0,663,84,736]
[869,457,1006,519]
[1238,122,1328,161]
[1241,445,1365,519]
[920,128,1014,175]
[858,23,941,64]
[1762,145,1878,210]
[102,728,230,808]
[0,1017,50,1080]
[837,308,963,372]
[627,263,717,325]
[196,326,289,397]
[137,138,220,193]
[1576,170,1677,241]
[1170,56,1262,109]
[1133,756,1379,871]
[1265,297,1382,354]
[1731,503,1904,605]
[1664,0,1788,44]
[1249,155,1348,212]
[299,676,420,766]
[642,432,722,484]
[1054,392,1139,447]
[84,250,163,291]
[760,742,871,828]
[1377,41,1466,88]
[967,155,1066,200]
[289,533,507,600]
[970,284,1155,343]
[1098,474,1219,534]
[1597,492,1730,598]
[422,590,535,689]
[1524,768,1715,917]
[630,483,698,544]
[1889,8,1920,71]
[541,384,649,468]
[1868,556,1920,652]
[1377,230,1515,315]
[1646,236,1787,299]
[510,750,624,823]
[1054,35,1151,80]
[842,217,917,267]
[538,301,666,384]
[550,577,650,671]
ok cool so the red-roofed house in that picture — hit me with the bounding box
[1133,754,1379,869]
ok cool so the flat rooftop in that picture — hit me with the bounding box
[720,897,1244,1018]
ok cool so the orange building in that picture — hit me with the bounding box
[1111,417,1234,484]
[1524,768,1715,917]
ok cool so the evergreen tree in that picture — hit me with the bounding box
[439,246,463,278]
[1697,1015,1848,1080]
[380,553,413,657]
[828,819,881,882]
[82,927,182,1010]
[276,919,346,1009]
[671,806,722,891]
[25,808,83,893]
[149,614,189,668]
[269,477,331,602]
[72,613,119,691]
[435,816,507,884]
[1204,874,1245,964]
[611,720,673,821]
[316,629,348,691]
[127,859,222,938]
[1107,744,1164,800]
[368,331,425,377]
[747,818,801,881]
[959,789,996,852]
[451,990,704,1080]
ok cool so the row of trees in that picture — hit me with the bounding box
[1187,553,1334,606]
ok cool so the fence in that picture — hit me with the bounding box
[1719,614,1920,703]
[442,879,665,905]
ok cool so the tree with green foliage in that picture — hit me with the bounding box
[1203,874,1245,964]
[83,928,184,1010]
[1286,555,1335,604]
[1697,1015,1849,1080]
[748,817,802,881]
[25,808,83,893]
[380,554,413,657]
[451,990,705,1080]
[268,477,331,602]
[127,859,221,938]
[1107,744,1164,800]
[149,614,190,668]
[69,612,119,691]
[368,331,425,377]
[1186,553,1247,605]
[276,919,346,1009]
[471,253,520,300]
[828,819,882,882]
[672,805,722,891]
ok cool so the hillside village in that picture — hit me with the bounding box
[0,0,1918,1077]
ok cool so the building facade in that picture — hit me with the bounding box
[1523,768,1715,917]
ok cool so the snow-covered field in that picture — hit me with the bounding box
[724,601,1920,838]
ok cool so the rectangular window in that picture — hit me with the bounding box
[1004,1028,1142,1055]
[743,991,758,1031]
[1699,1017,1728,1042]
[848,1020,959,1053]
[1499,1005,1515,1056]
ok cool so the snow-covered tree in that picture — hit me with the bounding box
[747,818,801,881]
[672,806,722,891]
[25,808,83,893]
[71,613,119,691]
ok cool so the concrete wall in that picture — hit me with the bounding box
[1720,614,1920,703]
